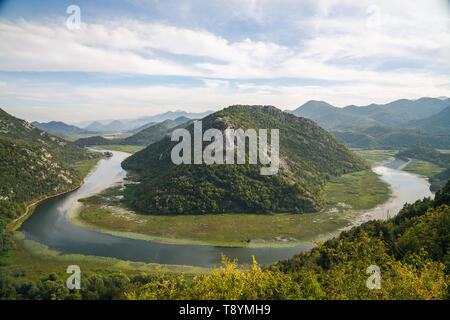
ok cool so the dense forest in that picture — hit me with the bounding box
[271,180,450,299]
[1,181,448,300]
[122,105,369,215]
[396,144,450,191]
[0,108,100,254]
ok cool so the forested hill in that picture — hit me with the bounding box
[0,108,100,252]
[120,117,191,146]
[122,105,369,215]
[396,144,450,192]
[404,106,450,134]
[74,117,191,147]
[289,98,450,149]
[396,144,450,167]
[0,108,95,164]
[31,121,94,138]
[272,180,450,299]
[290,97,450,130]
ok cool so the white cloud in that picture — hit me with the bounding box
[0,0,449,120]
[306,0,450,66]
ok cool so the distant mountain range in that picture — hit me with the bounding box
[75,110,214,133]
[127,122,156,134]
[121,116,191,146]
[84,120,128,133]
[31,121,95,138]
[288,97,450,149]
[288,97,450,130]
[74,116,191,147]
[39,97,450,149]
[403,106,450,133]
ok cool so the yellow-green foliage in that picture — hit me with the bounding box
[273,186,450,300]
[126,255,323,300]
[318,233,447,300]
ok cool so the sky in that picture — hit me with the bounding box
[0,0,449,123]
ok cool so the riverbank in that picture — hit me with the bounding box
[6,154,104,232]
[71,169,391,248]
[15,149,432,268]
[6,182,84,232]
[8,231,209,280]
[93,145,145,154]
[3,151,210,278]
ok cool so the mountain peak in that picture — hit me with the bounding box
[122,105,368,215]
[300,100,335,108]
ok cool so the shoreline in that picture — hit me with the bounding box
[68,168,393,248]
[68,203,320,248]
[6,181,85,232]
[12,231,210,274]
[19,152,420,253]
[7,154,105,232]
[62,149,394,249]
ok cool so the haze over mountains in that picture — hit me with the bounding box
[289,97,450,149]
[32,97,450,150]
[74,110,214,133]
[31,121,96,138]
[289,97,450,129]
[74,116,191,147]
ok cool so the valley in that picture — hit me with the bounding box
[1,1,449,302]
[0,101,448,300]
[73,166,390,247]
[13,147,429,268]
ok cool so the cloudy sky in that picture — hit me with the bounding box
[0,0,449,122]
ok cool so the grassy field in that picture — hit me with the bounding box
[63,133,133,141]
[324,169,390,211]
[93,145,145,154]
[402,159,445,178]
[74,169,390,247]
[1,232,207,282]
[69,156,104,177]
[352,149,396,166]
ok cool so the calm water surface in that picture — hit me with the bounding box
[21,151,431,267]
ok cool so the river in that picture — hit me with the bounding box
[20,151,432,268]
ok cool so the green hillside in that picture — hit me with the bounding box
[289,98,450,149]
[396,144,450,191]
[291,97,449,130]
[0,108,101,252]
[0,108,96,164]
[1,181,448,300]
[271,180,450,299]
[405,106,450,134]
[121,117,191,146]
[332,128,450,149]
[74,135,117,147]
[122,105,369,214]
[73,117,191,147]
